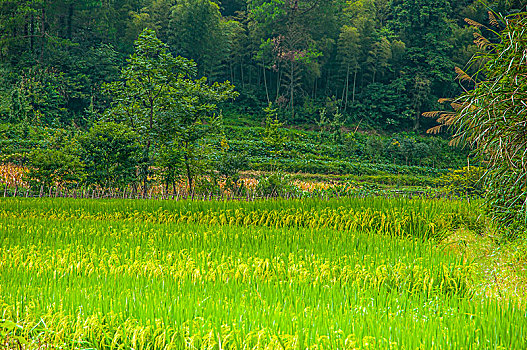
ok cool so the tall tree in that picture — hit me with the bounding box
[248,0,323,118]
[169,0,232,78]
[105,28,237,194]
[167,75,237,192]
[104,29,196,194]
[390,0,455,130]
[337,25,361,109]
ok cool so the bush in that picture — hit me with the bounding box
[25,148,85,192]
[256,172,300,197]
[435,13,527,235]
[438,166,485,197]
[77,122,140,189]
[365,136,383,162]
[215,149,249,192]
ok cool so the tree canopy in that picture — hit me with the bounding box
[0,0,522,130]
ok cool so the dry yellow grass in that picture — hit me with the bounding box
[0,164,28,188]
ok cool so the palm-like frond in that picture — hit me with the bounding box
[424,110,456,134]
[455,67,475,84]
[488,11,499,27]
[422,111,442,118]
[465,18,489,30]
[427,125,444,135]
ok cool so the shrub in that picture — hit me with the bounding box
[77,122,140,189]
[216,149,249,192]
[365,136,383,162]
[25,148,85,192]
[428,13,527,234]
[256,172,300,197]
[438,166,485,197]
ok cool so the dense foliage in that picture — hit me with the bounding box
[428,10,527,236]
[0,0,522,129]
[0,0,523,203]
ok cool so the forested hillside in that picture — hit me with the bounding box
[0,0,523,129]
[0,0,525,199]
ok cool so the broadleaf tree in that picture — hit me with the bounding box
[105,28,237,195]
[104,28,196,194]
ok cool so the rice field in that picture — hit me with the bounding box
[0,197,525,349]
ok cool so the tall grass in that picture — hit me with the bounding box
[0,198,524,349]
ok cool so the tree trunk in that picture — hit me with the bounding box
[67,3,74,40]
[40,5,46,62]
[240,57,244,88]
[343,64,350,112]
[275,64,281,101]
[142,102,155,198]
[352,69,357,103]
[263,61,270,104]
[414,109,421,131]
[290,62,294,118]
[24,15,29,42]
[184,153,193,196]
[326,69,331,95]
[30,14,34,53]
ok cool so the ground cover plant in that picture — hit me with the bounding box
[1,197,526,349]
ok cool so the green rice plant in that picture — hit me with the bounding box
[0,197,475,239]
[0,198,524,349]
